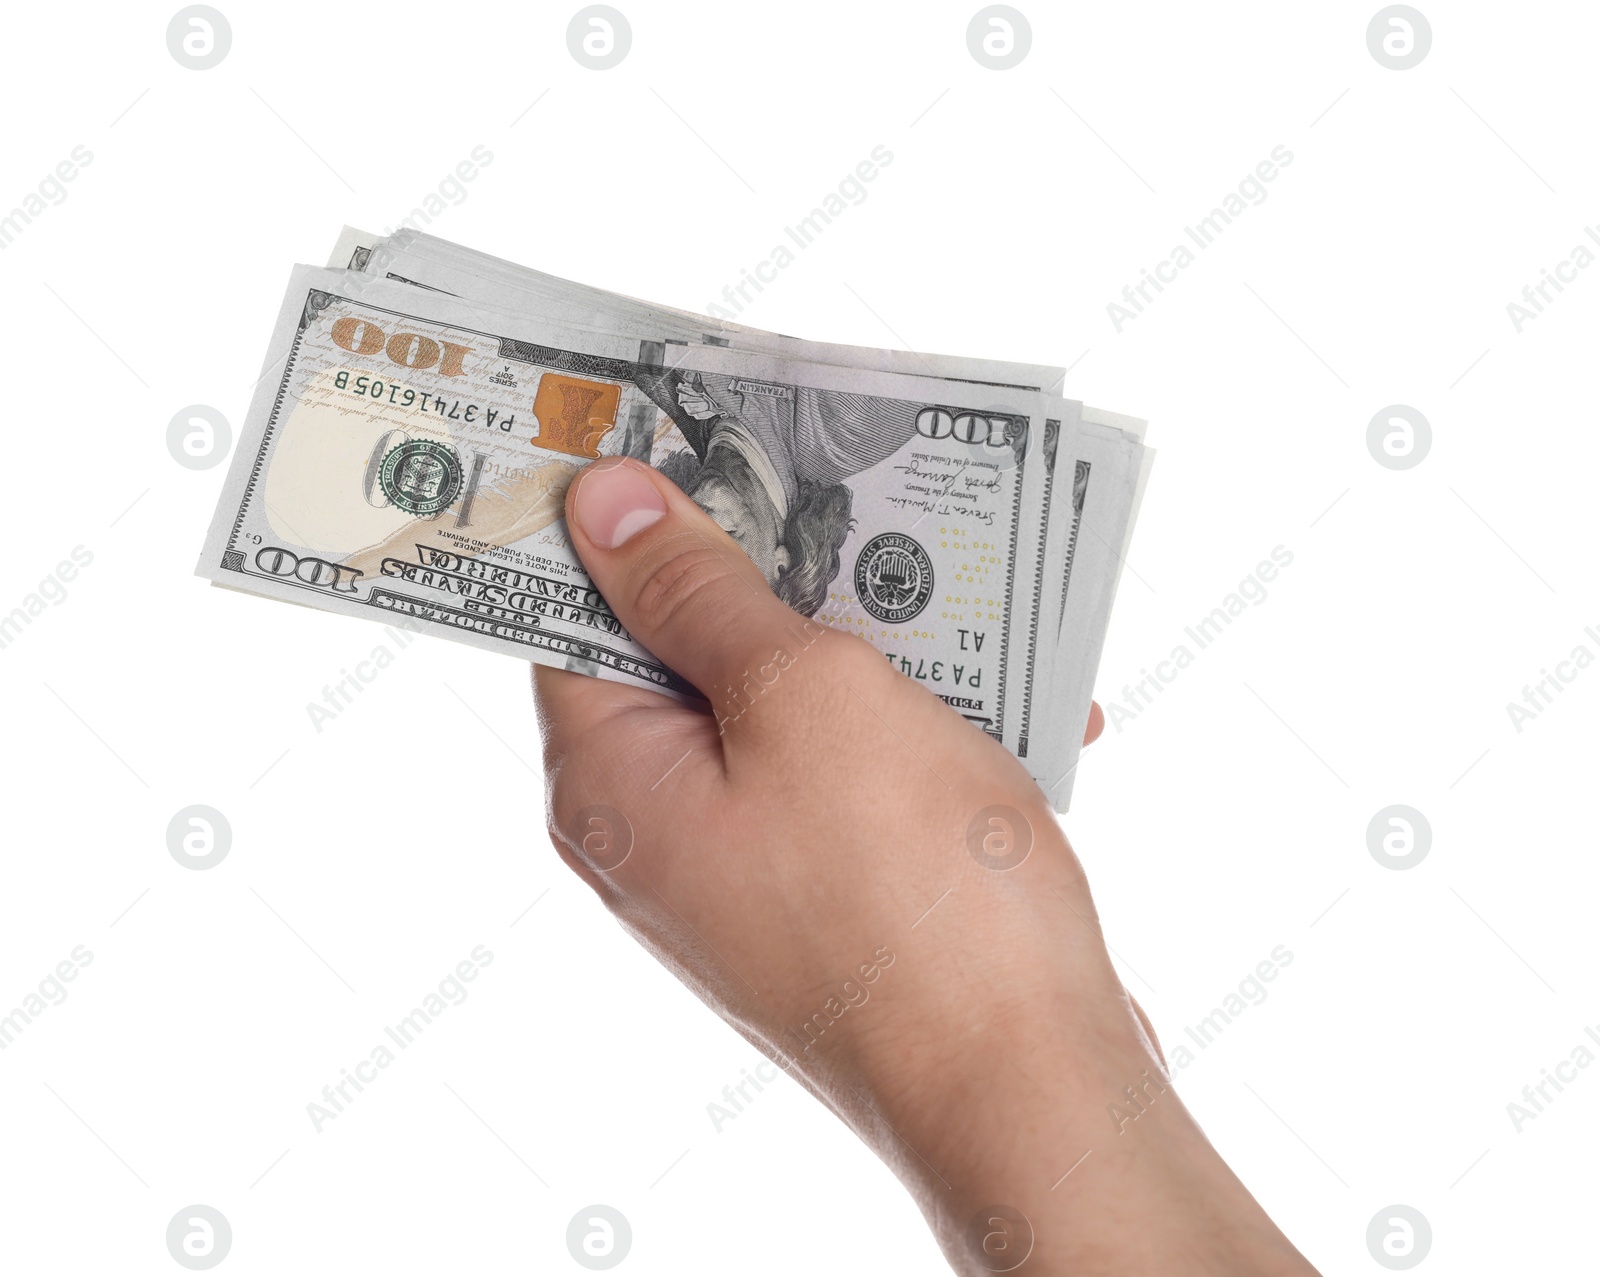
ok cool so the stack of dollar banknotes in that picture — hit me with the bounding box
[198,227,1153,810]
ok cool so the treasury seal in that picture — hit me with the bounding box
[379,439,463,516]
[854,532,934,623]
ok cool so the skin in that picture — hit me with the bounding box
[534,456,1321,1276]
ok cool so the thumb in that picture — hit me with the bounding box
[565,456,814,704]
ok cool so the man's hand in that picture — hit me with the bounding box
[533,456,1318,1276]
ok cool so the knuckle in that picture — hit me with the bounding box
[756,628,890,726]
[545,785,636,885]
[814,628,889,682]
[543,781,583,859]
[629,538,731,638]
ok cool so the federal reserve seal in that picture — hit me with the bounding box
[379,439,463,515]
[854,532,934,623]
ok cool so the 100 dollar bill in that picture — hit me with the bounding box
[199,266,1054,740]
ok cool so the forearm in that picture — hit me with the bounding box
[853,1011,1319,1275]
[797,869,1320,1275]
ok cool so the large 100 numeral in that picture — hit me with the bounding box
[914,407,1012,447]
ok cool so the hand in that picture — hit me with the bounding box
[533,457,1318,1275]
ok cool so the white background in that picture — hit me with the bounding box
[2,0,1595,1272]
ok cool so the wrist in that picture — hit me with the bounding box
[819,928,1316,1274]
